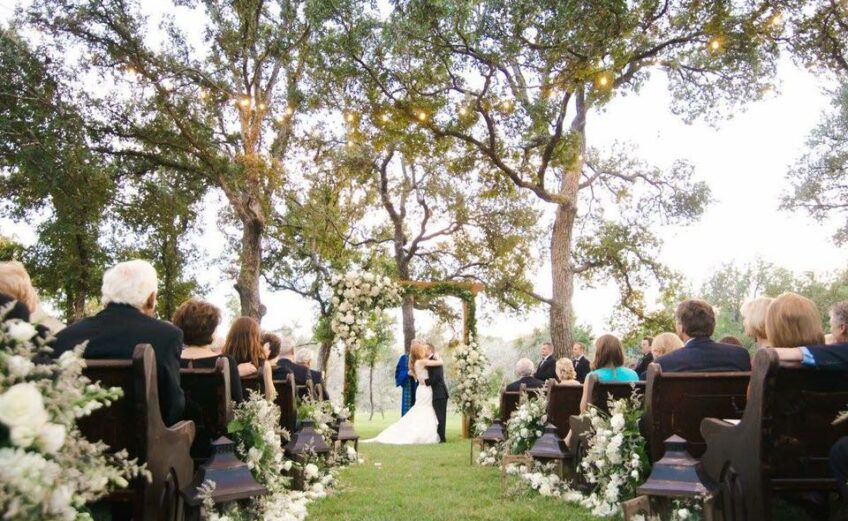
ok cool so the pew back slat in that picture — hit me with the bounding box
[546,382,583,439]
[180,357,233,461]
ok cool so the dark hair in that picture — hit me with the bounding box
[172,298,221,346]
[262,332,282,359]
[676,299,716,338]
[643,336,653,345]
[591,334,624,370]
[223,317,265,367]
[719,335,743,346]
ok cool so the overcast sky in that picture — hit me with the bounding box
[1,1,845,344]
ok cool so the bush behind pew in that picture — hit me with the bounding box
[0,311,146,521]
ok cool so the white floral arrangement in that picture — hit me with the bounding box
[631,498,704,521]
[298,398,360,468]
[567,391,648,517]
[329,271,402,353]
[0,306,147,520]
[476,444,503,466]
[507,461,571,498]
[451,338,490,418]
[473,398,499,437]
[504,393,548,455]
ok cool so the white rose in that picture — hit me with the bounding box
[6,320,37,343]
[677,509,691,519]
[6,356,34,378]
[9,425,38,448]
[0,383,48,431]
[630,470,639,479]
[38,423,66,454]
[304,463,319,480]
[610,413,625,431]
[282,460,293,471]
[47,485,74,519]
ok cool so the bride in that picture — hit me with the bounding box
[364,341,441,445]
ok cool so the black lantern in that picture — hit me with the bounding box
[285,419,331,458]
[480,419,506,444]
[623,435,719,521]
[529,423,569,477]
[184,436,267,507]
[331,420,360,452]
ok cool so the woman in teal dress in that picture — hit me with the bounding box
[579,334,639,413]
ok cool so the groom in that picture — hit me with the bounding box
[424,341,449,443]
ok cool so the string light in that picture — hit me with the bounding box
[380,113,391,122]
[458,106,468,116]
[708,37,723,52]
[595,71,614,90]
[238,97,251,108]
[770,12,783,27]
[347,140,355,147]
[416,110,427,122]
[286,107,295,117]
[500,99,514,111]
[199,88,208,100]
[345,112,356,123]
[258,102,267,110]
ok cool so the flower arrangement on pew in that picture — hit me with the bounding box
[504,393,548,456]
[452,337,490,419]
[0,307,146,520]
[568,391,649,517]
[507,461,572,498]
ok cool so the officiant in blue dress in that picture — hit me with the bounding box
[395,353,417,416]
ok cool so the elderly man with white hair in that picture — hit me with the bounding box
[505,357,545,392]
[53,260,185,426]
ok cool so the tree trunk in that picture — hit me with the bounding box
[318,336,332,374]
[401,294,416,353]
[368,363,375,420]
[234,211,265,322]
[549,202,578,359]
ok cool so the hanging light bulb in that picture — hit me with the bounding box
[708,37,722,52]
[417,110,427,122]
[286,107,295,116]
[458,106,468,116]
[239,97,251,108]
[380,113,391,122]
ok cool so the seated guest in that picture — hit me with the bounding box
[262,331,282,366]
[534,341,557,382]
[741,297,773,349]
[222,316,273,395]
[719,335,743,346]
[0,260,64,334]
[53,260,185,426]
[572,342,591,383]
[173,298,243,403]
[0,292,33,322]
[296,348,330,400]
[633,336,653,377]
[656,299,751,373]
[555,357,581,386]
[646,332,683,375]
[506,358,545,392]
[774,299,845,368]
[274,335,312,384]
[579,334,639,413]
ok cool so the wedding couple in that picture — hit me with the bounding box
[365,339,448,445]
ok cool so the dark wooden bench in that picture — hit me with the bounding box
[240,362,274,401]
[79,344,195,521]
[180,357,233,462]
[545,381,584,439]
[701,348,848,520]
[272,374,298,436]
[644,363,749,463]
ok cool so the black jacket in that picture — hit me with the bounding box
[424,357,449,400]
[534,355,557,382]
[806,343,848,369]
[53,303,186,426]
[573,356,591,383]
[274,357,312,384]
[634,352,654,378]
[310,369,330,401]
[656,337,751,373]
[180,354,243,403]
[506,375,545,392]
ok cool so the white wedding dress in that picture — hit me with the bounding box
[363,361,440,445]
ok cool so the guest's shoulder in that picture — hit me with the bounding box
[619,367,640,381]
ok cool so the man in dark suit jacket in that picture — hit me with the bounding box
[273,338,316,401]
[534,341,557,382]
[423,342,449,443]
[656,299,751,373]
[506,358,545,392]
[633,337,654,378]
[572,342,591,383]
[295,348,330,401]
[52,260,185,427]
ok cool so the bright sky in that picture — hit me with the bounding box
[1,1,845,343]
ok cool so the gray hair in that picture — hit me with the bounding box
[101,260,158,309]
[832,301,848,328]
[279,337,295,356]
[515,358,534,377]
[295,349,313,365]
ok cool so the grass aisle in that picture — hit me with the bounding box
[308,413,595,521]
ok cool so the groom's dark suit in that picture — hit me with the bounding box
[425,355,449,443]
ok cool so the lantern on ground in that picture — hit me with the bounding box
[285,420,331,491]
[529,424,569,478]
[470,419,506,465]
[184,437,266,514]
[331,420,360,452]
[622,435,719,521]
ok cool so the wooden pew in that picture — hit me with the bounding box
[241,362,275,401]
[79,344,195,521]
[180,357,233,462]
[272,373,298,436]
[545,381,584,439]
[701,348,848,520]
[643,363,749,463]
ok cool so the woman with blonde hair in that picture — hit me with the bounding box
[0,260,64,332]
[651,332,684,359]
[365,340,442,444]
[741,297,773,349]
[766,292,825,348]
[555,357,581,386]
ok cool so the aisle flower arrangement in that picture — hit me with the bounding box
[0,308,146,520]
[451,337,490,418]
[568,391,648,517]
[504,393,548,455]
[507,461,572,498]
[329,272,402,354]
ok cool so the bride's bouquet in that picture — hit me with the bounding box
[0,304,147,520]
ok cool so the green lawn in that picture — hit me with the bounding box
[307,412,595,521]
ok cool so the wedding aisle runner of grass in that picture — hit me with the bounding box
[307,412,595,521]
